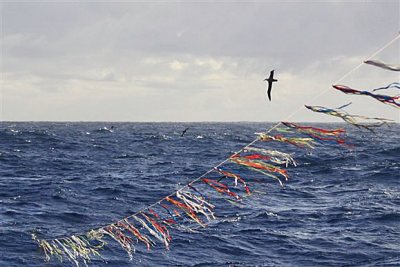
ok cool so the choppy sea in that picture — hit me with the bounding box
[0,122,399,266]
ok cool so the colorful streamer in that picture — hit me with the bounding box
[165,196,206,227]
[280,122,348,146]
[230,155,289,186]
[214,168,251,195]
[100,225,135,259]
[141,213,171,249]
[117,219,155,250]
[333,84,400,109]
[243,147,297,167]
[257,133,315,149]
[372,82,400,92]
[132,214,170,249]
[201,178,241,200]
[176,190,216,221]
[364,59,400,71]
[32,231,106,267]
[305,105,393,132]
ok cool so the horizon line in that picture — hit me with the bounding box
[1,120,399,124]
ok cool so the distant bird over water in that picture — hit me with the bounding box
[264,70,278,101]
[181,127,189,137]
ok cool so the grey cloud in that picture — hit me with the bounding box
[2,1,399,121]
[4,2,398,58]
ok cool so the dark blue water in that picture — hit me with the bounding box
[0,122,399,266]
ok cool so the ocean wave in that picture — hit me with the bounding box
[1,122,399,266]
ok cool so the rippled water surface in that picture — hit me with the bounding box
[0,122,399,266]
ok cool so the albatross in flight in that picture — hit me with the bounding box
[181,127,189,137]
[264,70,278,101]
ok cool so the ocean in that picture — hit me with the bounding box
[0,122,399,266]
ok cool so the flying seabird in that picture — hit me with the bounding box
[264,70,278,101]
[181,127,189,137]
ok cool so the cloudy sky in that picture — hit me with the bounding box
[1,1,399,122]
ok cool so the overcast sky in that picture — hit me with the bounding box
[1,1,399,122]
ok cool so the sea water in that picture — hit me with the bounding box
[0,122,399,266]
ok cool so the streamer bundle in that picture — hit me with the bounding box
[364,59,400,71]
[372,82,400,92]
[257,133,316,149]
[304,104,393,132]
[333,85,400,109]
[279,122,347,146]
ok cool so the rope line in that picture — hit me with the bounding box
[43,32,400,241]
